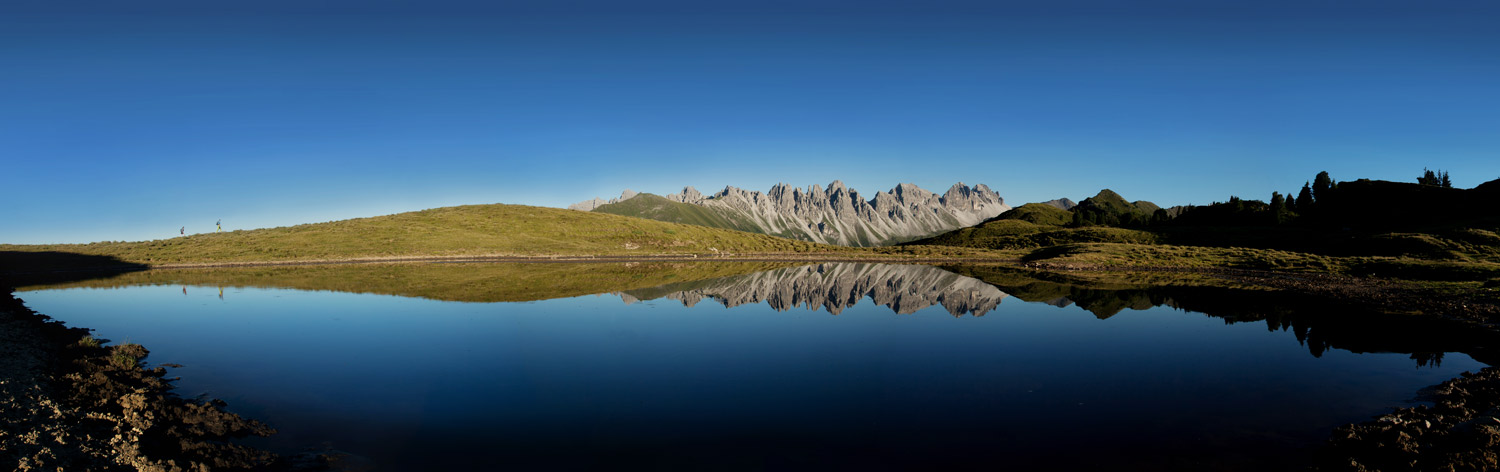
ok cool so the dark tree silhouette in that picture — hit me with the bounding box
[1313,171,1334,202]
[1419,168,1439,186]
[1418,168,1454,188]
[1296,182,1314,209]
[1151,208,1170,225]
[1269,191,1289,224]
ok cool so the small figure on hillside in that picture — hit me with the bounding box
[216,219,222,233]
[180,226,185,235]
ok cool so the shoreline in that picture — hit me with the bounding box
[0,288,328,471]
[1317,367,1500,471]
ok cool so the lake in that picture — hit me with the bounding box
[14,262,1496,471]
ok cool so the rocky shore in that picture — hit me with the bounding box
[0,288,292,471]
[1318,367,1500,471]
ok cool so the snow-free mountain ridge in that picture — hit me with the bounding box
[572,181,1010,247]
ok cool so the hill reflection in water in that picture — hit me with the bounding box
[17,261,1498,366]
[13,261,1496,471]
[612,263,1499,367]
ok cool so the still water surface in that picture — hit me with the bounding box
[16,263,1492,471]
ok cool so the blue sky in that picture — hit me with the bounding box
[4,0,1498,244]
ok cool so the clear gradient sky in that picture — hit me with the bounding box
[4,0,1498,244]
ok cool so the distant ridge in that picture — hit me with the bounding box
[1042,198,1077,210]
[567,189,638,211]
[574,181,1010,247]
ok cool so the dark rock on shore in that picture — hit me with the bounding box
[0,288,334,471]
[1318,367,1500,472]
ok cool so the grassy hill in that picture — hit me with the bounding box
[1072,189,1159,225]
[906,218,1159,250]
[0,203,839,268]
[989,203,1073,226]
[895,177,1500,286]
[592,194,762,233]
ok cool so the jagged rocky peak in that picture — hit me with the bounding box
[940,182,1006,211]
[567,189,641,211]
[567,198,609,212]
[666,186,705,204]
[892,183,937,205]
[574,180,1011,246]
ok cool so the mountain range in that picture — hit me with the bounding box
[571,181,1010,246]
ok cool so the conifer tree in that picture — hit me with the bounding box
[1151,208,1170,225]
[1313,171,1333,202]
[1270,192,1289,224]
[1297,182,1314,208]
[1420,168,1439,186]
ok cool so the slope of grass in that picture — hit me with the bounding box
[1077,189,1140,215]
[592,194,763,233]
[1018,243,1343,272]
[907,220,1159,250]
[0,203,839,266]
[1133,200,1162,214]
[990,203,1072,226]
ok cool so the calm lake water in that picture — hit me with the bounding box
[15,262,1495,471]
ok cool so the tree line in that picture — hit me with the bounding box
[1070,168,1463,229]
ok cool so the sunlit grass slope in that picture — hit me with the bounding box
[0,203,839,266]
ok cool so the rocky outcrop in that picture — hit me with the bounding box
[618,263,1009,317]
[606,181,1008,246]
[1041,198,1077,210]
[568,189,639,211]
[0,289,286,471]
[1319,367,1500,472]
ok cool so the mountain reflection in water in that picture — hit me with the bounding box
[608,262,1499,368]
[12,260,1497,471]
[618,263,1007,316]
[15,261,1498,367]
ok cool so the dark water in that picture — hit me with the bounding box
[15,263,1495,471]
